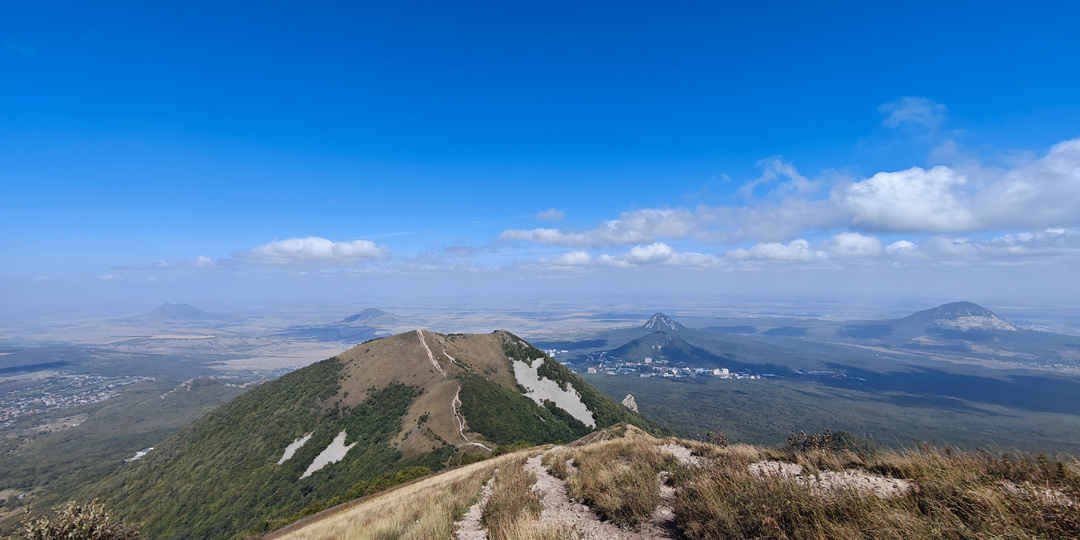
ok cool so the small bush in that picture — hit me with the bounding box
[703,430,729,447]
[21,500,140,540]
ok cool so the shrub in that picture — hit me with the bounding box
[21,500,140,540]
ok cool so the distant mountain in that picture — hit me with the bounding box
[339,308,402,326]
[608,331,724,367]
[94,329,662,538]
[278,309,406,343]
[901,301,1017,332]
[642,312,687,332]
[130,303,229,322]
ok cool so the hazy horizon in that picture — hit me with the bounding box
[3,2,1079,313]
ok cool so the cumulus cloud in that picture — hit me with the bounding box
[535,208,565,222]
[500,208,695,248]
[550,250,593,266]
[623,242,677,264]
[540,243,720,269]
[971,138,1080,228]
[498,124,1080,273]
[833,137,1080,233]
[244,237,390,266]
[879,97,947,130]
[726,239,827,262]
[885,240,920,258]
[871,228,1080,267]
[825,232,883,258]
[834,166,976,231]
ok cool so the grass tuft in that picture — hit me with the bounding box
[482,456,546,540]
[557,428,683,527]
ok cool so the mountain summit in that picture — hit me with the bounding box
[642,312,687,332]
[903,301,1017,331]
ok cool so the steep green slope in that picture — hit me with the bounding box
[498,332,667,437]
[92,358,448,538]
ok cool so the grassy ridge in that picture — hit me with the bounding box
[85,358,449,538]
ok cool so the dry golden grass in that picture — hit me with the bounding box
[268,425,1080,540]
[546,427,683,528]
[481,456,578,540]
[675,443,1080,540]
[485,516,580,540]
[482,456,544,540]
[269,452,526,540]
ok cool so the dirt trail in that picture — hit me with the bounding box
[454,472,497,540]
[453,384,493,452]
[416,329,447,378]
[524,449,681,539]
[658,444,700,467]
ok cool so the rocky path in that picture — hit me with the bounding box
[415,329,447,378]
[523,448,682,540]
[454,472,497,540]
[658,444,700,467]
[453,444,695,539]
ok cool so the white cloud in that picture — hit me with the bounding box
[879,97,947,130]
[835,166,976,232]
[971,137,1080,229]
[535,208,565,222]
[740,156,819,198]
[194,255,215,268]
[500,208,695,248]
[824,232,882,258]
[623,242,676,264]
[727,239,827,262]
[885,240,920,258]
[992,232,1033,245]
[550,250,593,266]
[833,137,1080,234]
[540,243,719,269]
[497,129,1080,274]
[245,237,390,266]
[877,229,1080,266]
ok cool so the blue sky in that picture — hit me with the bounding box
[2,1,1079,312]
